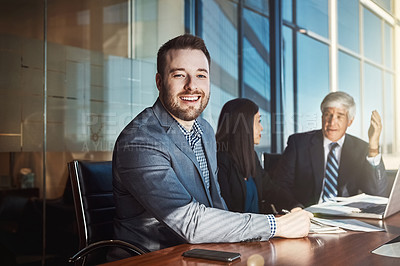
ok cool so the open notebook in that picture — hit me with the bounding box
[305,166,400,219]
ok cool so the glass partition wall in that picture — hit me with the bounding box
[44,0,184,198]
[0,0,185,264]
[0,0,47,264]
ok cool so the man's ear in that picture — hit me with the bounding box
[155,73,162,92]
[347,118,354,127]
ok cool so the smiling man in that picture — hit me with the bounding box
[111,34,313,259]
[273,91,388,209]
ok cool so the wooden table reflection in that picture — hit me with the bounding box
[102,212,400,265]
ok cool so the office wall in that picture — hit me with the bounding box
[0,0,185,198]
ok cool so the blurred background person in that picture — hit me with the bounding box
[216,98,290,214]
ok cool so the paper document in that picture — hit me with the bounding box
[305,201,361,215]
[312,217,384,232]
[335,193,388,204]
[304,193,389,217]
[309,221,346,234]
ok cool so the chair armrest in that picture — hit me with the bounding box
[68,239,148,263]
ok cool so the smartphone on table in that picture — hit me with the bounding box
[182,248,241,262]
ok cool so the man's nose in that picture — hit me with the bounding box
[184,75,196,91]
[329,115,338,124]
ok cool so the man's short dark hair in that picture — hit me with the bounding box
[157,34,211,77]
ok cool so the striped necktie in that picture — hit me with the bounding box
[322,142,339,202]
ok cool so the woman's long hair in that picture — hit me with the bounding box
[216,98,259,179]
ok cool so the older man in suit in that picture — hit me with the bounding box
[112,34,312,255]
[274,91,388,209]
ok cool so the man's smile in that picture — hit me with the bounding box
[180,96,200,102]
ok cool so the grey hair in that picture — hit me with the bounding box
[320,91,356,120]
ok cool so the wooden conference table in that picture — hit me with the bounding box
[103,212,400,266]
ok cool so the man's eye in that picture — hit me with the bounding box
[173,74,184,78]
[198,74,207,78]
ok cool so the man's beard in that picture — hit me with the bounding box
[160,86,210,121]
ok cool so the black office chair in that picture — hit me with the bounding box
[67,160,148,265]
[263,153,282,177]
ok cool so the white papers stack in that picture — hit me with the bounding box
[310,218,346,234]
[306,201,360,216]
[335,193,388,204]
[311,217,384,233]
[305,193,389,216]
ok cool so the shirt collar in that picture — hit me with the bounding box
[177,119,203,138]
[323,134,345,148]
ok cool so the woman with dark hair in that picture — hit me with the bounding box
[216,98,283,214]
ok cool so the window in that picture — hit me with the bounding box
[384,72,394,153]
[296,0,329,38]
[363,7,382,64]
[372,0,392,14]
[338,51,361,136]
[384,22,393,69]
[363,63,383,138]
[243,8,270,151]
[244,0,269,15]
[338,0,359,53]
[282,26,295,141]
[201,0,239,128]
[296,34,329,132]
[282,0,293,23]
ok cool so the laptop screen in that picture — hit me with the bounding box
[384,167,400,218]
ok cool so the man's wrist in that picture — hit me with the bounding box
[266,214,277,238]
[369,145,380,156]
[369,147,379,153]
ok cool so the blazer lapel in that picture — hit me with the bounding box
[167,124,201,170]
[169,126,214,206]
[201,128,226,209]
[153,99,213,205]
[310,131,325,199]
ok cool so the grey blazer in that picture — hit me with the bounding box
[112,99,273,252]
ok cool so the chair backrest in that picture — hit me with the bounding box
[263,153,282,177]
[68,160,115,250]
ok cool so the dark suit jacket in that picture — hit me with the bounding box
[273,130,387,209]
[217,151,291,214]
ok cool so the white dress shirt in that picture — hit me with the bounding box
[319,135,382,202]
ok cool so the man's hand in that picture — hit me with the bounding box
[368,110,382,156]
[275,210,313,238]
[290,207,303,213]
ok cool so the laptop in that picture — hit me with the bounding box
[306,167,400,219]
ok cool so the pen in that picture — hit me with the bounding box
[270,204,278,215]
[281,209,290,214]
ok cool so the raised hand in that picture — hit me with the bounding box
[368,110,382,156]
